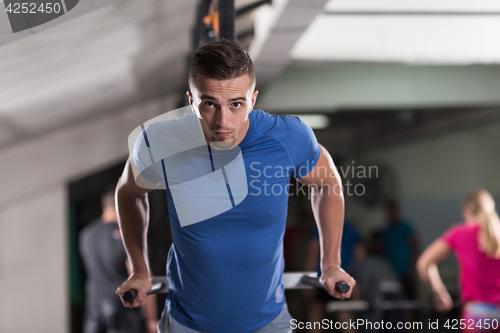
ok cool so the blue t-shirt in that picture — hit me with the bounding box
[132,109,320,332]
[381,220,415,276]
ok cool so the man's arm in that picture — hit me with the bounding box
[125,260,158,333]
[298,144,356,299]
[115,157,156,308]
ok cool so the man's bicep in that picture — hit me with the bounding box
[298,145,342,189]
[118,157,158,196]
[130,124,166,187]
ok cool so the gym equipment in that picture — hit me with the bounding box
[121,272,351,303]
[326,299,461,313]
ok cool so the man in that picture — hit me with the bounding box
[115,39,355,333]
[80,184,158,333]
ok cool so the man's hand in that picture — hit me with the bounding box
[116,273,152,308]
[320,266,356,300]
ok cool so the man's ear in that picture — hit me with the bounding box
[187,90,201,117]
[251,90,259,109]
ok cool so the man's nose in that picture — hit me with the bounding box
[215,107,230,127]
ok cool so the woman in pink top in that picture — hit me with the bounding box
[417,190,500,332]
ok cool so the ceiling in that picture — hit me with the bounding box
[1,0,500,153]
[0,0,279,151]
[292,0,500,64]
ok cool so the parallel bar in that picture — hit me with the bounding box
[127,272,319,297]
[124,275,462,314]
[326,300,370,312]
[147,272,320,292]
[326,299,462,313]
[283,272,318,290]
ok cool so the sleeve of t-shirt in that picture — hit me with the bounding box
[440,225,461,250]
[284,116,321,179]
[131,126,163,185]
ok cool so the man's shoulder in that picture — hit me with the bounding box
[144,113,198,135]
[140,113,206,157]
[252,110,312,138]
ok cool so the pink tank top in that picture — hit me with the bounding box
[441,223,500,305]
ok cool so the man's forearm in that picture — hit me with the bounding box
[311,185,345,273]
[116,186,151,278]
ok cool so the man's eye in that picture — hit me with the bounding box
[205,102,214,107]
[232,102,241,108]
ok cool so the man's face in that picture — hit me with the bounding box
[188,74,258,149]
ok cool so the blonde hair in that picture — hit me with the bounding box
[463,189,500,257]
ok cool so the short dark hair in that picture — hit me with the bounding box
[188,39,256,90]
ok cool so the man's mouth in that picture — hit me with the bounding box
[214,131,232,137]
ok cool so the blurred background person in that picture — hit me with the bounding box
[349,233,405,332]
[380,201,419,301]
[418,189,500,331]
[79,184,158,333]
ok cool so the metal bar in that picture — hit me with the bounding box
[147,273,352,293]
[326,299,462,313]
[326,300,371,312]
[147,272,320,292]
[283,272,318,289]
[218,0,235,40]
[124,274,465,314]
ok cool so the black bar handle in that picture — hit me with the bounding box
[336,281,351,294]
[121,281,166,303]
[300,276,350,294]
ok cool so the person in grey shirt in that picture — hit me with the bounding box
[80,184,158,333]
[350,233,405,332]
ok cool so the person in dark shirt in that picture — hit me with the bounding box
[350,233,405,333]
[380,201,419,300]
[79,185,158,333]
[379,201,419,330]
